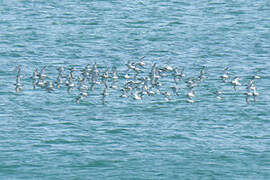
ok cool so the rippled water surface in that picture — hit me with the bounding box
[0,0,270,179]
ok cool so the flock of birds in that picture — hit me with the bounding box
[13,57,262,105]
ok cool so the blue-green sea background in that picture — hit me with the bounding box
[0,0,270,179]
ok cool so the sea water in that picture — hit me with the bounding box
[0,0,269,179]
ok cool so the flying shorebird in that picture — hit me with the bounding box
[221,67,229,82]
[232,77,241,91]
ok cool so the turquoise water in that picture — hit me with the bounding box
[1,0,270,179]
